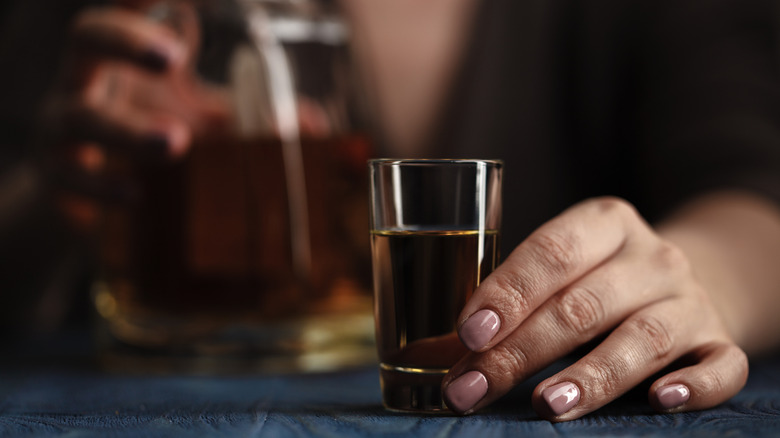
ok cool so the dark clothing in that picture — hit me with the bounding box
[435,0,780,254]
[3,0,780,331]
[0,1,95,333]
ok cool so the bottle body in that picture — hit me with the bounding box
[94,0,375,372]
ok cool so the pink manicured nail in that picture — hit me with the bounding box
[542,382,580,416]
[444,371,488,413]
[656,383,690,410]
[459,309,500,351]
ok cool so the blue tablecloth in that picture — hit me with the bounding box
[1,333,779,437]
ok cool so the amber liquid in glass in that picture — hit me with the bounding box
[95,134,375,372]
[370,229,499,411]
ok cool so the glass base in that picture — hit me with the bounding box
[95,310,377,375]
[380,363,452,413]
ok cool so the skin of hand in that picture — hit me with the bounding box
[40,3,231,231]
[441,192,780,421]
[40,2,337,232]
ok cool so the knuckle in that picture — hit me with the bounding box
[579,356,625,398]
[554,285,605,337]
[628,314,675,361]
[489,270,535,314]
[652,241,692,278]
[485,343,531,385]
[697,365,729,396]
[590,196,639,220]
[527,229,581,280]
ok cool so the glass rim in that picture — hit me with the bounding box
[368,158,503,167]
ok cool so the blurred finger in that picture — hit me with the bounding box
[68,6,185,77]
[53,66,191,160]
[387,332,467,369]
[66,105,189,160]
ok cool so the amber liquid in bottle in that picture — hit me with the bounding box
[95,134,374,371]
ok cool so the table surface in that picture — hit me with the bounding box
[2,333,779,438]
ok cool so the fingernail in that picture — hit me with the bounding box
[444,371,488,414]
[459,309,500,351]
[542,382,580,416]
[656,383,690,410]
[140,43,184,72]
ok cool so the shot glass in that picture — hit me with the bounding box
[368,159,502,412]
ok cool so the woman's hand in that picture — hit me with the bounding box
[41,3,230,230]
[442,196,748,421]
[48,4,220,159]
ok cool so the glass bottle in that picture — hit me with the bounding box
[93,0,376,373]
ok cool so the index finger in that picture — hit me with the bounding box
[456,197,645,352]
[69,7,186,75]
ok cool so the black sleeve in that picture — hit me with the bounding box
[636,0,780,218]
[0,0,95,335]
